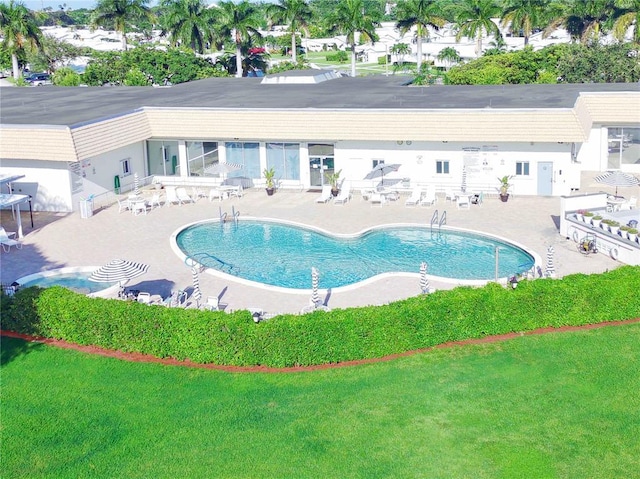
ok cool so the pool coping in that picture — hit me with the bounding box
[169,217,542,296]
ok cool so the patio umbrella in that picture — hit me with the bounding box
[594,170,639,196]
[364,163,401,183]
[419,261,430,294]
[311,267,321,307]
[191,265,202,307]
[375,178,403,189]
[545,246,556,278]
[133,172,140,196]
[461,166,467,193]
[204,162,243,182]
[89,259,149,286]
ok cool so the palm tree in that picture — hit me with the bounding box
[214,1,262,78]
[326,0,380,77]
[159,0,214,54]
[395,0,446,71]
[453,0,502,58]
[500,0,548,46]
[613,0,640,42]
[0,0,44,79]
[544,0,615,44]
[436,45,461,69]
[266,0,312,64]
[91,0,154,51]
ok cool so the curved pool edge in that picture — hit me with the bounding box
[170,217,542,296]
[15,266,123,298]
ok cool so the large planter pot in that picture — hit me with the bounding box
[499,194,509,203]
[629,232,638,243]
[609,225,620,235]
[591,218,602,228]
[575,213,584,222]
[331,188,340,198]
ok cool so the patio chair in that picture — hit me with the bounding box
[209,188,224,202]
[333,182,351,205]
[165,186,182,206]
[623,196,637,210]
[117,198,129,213]
[131,199,148,216]
[420,186,437,207]
[176,187,194,204]
[229,185,243,199]
[405,187,423,206]
[444,189,456,202]
[457,195,471,209]
[0,227,21,252]
[137,292,152,304]
[369,193,386,207]
[315,185,332,203]
[147,193,163,209]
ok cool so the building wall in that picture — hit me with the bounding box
[0,159,73,211]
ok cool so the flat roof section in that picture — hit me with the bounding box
[0,75,637,128]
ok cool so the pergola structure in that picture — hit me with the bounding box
[0,174,28,238]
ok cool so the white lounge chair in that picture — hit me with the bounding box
[209,188,225,202]
[165,187,182,206]
[315,185,332,203]
[405,187,423,206]
[137,292,152,304]
[147,193,163,209]
[176,187,194,204]
[0,227,21,252]
[457,194,471,209]
[333,182,351,205]
[444,189,455,202]
[370,193,386,207]
[420,186,437,206]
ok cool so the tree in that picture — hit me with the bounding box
[0,0,44,79]
[91,0,154,50]
[453,0,502,58]
[52,66,81,85]
[500,0,548,46]
[214,1,263,78]
[390,42,410,72]
[543,0,615,44]
[395,0,446,71]
[437,46,462,69]
[326,0,380,77]
[159,0,214,54]
[28,35,81,73]
[613,0,640,42]
[266,0,312,64]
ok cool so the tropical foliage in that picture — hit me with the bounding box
[158,0,214,54]
[326,0,381,77]
[266,0,313,63]
[395,0,446,70]
[91,0,154,50]
[0,0,44,78]
[452,0,503,57]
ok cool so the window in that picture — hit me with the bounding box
[372,159,384,168]
[225,142,260,178]
[120,158,131,177]
[266,143,300,180]
[515,161,530,176]
[608,127,640,168]
[436,160,449,174]
[186,141,218,176]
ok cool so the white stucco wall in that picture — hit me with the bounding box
[0,160,73,211]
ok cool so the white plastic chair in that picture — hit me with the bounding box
[457,195,471,209]
[444,189,455,202]
[147,193,163,209]
[0,227,21,252]
[176,187,194,204]
[165,187,182,206]
[137,292,151,304]
[405,187,423,206]
[206,296,220,311]
[333,182,351,205]
[369,193,386,207]
[132,200,147,216]
[229,185,243,199]
[420,186,437,207]
[209,188,224,202]
[315,185,332,203]
[117,198,129,213]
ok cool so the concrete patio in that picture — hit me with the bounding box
[0,181,624,315]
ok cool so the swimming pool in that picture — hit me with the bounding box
[17,267,120,296]
[173,219,536,290]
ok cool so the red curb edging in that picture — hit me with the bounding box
[2,318,639,373]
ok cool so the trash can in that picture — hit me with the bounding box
[79,198,94,218]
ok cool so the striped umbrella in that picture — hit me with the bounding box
[545,246,556,278]
[420,261,430,294]
[191,265,202,307]
[133,172,140,196]
[461,166,467,193]
[89,259,149,285]
[311,267,321,307]
[594,170,639,196]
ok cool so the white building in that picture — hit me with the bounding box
[0,72,638,212]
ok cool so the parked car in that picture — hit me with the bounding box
[25,73,51,86]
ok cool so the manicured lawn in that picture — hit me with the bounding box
[2,323,639,478]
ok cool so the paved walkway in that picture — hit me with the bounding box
[0,187,620,315]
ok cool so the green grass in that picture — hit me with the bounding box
[2,323,639,478]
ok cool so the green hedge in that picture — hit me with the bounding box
[2,267,639,367]
[326,51,348,63]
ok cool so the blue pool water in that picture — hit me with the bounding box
[20,273,118,294]
[176,221,535,289]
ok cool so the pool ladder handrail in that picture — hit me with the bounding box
[219,206,227,223]
[430,210,447,231]
[185,252,234,273]
[218,206,240,224]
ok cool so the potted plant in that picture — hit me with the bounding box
[582,211,594,223]
[575,209,586,222]
[497,175,513,202]
[326,169,342,197]
[591,214,603,228]
[627,227,638,243]
[263,167,276,196]
[603,219,620,235]
[620,225,630,237]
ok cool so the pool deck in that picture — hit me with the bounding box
[0,183,624,315]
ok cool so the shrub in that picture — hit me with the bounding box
[2,267,639,367]
[326,51,348,63]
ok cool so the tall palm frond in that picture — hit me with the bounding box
[395,0,446,70]
[91,0,154,50]
[454,0,502,58]
[0,0,44,79]
[266,0,312,63]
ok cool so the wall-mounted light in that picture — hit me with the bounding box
[509,275,519,289]
[442,140,448,143]
[396,140,404,145]
[406,140,412,145]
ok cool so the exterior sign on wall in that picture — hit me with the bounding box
[68,162,83,194]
